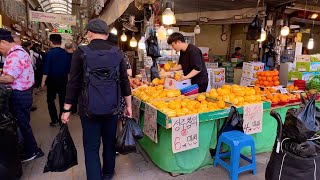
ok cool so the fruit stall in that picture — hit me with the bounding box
[129,69,320,174]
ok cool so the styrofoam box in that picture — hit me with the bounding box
[296,55,310,62]
[164,78,191,90]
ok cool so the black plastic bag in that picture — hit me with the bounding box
[0,112,22,179]
[282,139,320,158]
[283,94,319,142]
[0,84,11,114]
[116,118,143,155]
[218,106,244,138]
[246,15,262,40]
[146,31,161,59]
[44,125,78,173]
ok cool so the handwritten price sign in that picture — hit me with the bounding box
[243,103,263,134]
[171,114,199,153]
[132,97,141,122]
[143,104,158,143]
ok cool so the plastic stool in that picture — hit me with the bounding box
[214,130,256,180]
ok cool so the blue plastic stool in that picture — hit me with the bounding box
[213,130,256,180]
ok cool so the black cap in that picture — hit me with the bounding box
[86,18,109,35]
[0,28,13,41]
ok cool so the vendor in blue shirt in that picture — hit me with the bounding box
[167,32,208,93]
[41,34,71,126]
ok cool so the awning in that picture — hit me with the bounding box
[100,0,134,24]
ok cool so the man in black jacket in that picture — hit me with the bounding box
[61,19,132,180]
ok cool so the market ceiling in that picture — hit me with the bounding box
[173,0,319,14]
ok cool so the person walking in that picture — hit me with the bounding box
[42,34,71,126]
[0,28,43,162]
[61,19,132,180]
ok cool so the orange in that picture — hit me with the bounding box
[267,94,273,100]
[258,76,263,80]
[273,76,279,81]
[267,77,273,82]
[255,80,260,85]
[274,81,280,86]
[274,70,279,76]
[265,72,271,77]
[262,77,267,81]
[264,81,269,86]
[271,97,279,103]
[217,100,226,109]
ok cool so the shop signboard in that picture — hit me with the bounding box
[171,114,199,153]
[243,103,263,134]
[29,10,76,25]
[143,103,158,143]
[132,96,141,123]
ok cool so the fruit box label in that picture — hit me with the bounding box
[164,78,191,90]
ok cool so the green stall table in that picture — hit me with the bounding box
[137,100,320,174]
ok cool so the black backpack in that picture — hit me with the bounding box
[79,46,123,118]
[33,53,43,70]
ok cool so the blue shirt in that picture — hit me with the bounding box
[43,47,71,78]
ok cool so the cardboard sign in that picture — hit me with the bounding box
[240,77,255,86]
[243,103,263,134]
[279,87,288,94]
[143,104,158,143]
[172,114,199,153]
[132,97,141,122]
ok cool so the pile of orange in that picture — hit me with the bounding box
[255,70,280,87]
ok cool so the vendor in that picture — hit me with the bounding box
[231,47,242,58]
[167,32,208,93]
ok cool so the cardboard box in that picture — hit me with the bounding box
[212,68,225,76]
[288,71,316,81]
[164,78,191,90]
[241,62,264,79]
[296,55,310,62]
[296,62,320,72]
[211,68,225,89]
[240,77,256,86]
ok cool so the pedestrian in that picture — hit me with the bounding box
[167,32,208,93]
[61,19,132,180]
[42,34,71,126]
[0,28,43,162]
[31,44,44,90]
[21,41,32,55]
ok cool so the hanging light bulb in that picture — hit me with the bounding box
[194,22,201,34]
[162,2,176,25]
[130,33,137,48]
[121,32,127,42]
[110,27,118,35]
[257,28,266,42]
[308,38,314,50]
[280,26,290,36]
[138,36,146,50]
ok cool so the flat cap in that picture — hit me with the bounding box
[86,18,109,35]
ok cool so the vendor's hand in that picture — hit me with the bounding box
[179,75,188,81]
[41,81,46,90]
[61,112,71,124]
[125,106,132,118]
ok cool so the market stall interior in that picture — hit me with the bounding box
[102,0,320,178]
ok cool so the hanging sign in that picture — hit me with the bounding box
[243,103,263,134]
[143,103,158,143]
[172,114,199,153]
[29,11,76,25]
[132,96,141,122]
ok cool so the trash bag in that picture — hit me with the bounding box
[266,149,320,180]
[0,112,22,179]
[146,31,161,59]
[300,93,320,123]
[44,124,78,173]
[116,118,144,155]
[282,139,320,158]
[0,84,11,114]
[246,15,262,40]
[218,106,244,138]
[283,94,319,142]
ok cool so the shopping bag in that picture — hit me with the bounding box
[0,84,11,114]
[0,112,22,179]
[43,125,78,173]
[116,118,143,155]
[218,106,244,138]
[283,94,319,143]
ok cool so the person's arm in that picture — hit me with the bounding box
[183,69,200,80]
[0,74,14,83]
[62,49,84,123]
[41,52,50,88]
[120,57,132,117]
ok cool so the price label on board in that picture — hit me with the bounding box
[143,104,158,143]
[243,103,263,134]
[171,114,199,153]
[132,97,141,122]
[279,87,288,94]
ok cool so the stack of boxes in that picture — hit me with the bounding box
[210,68,226,89]
[240,62,264,86]
[222,62,235,83]
[288,55,320,82]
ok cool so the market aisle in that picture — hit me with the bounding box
[20,90,269,180]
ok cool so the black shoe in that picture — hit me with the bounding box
[50,121,59,127]
[21,149,44,163]
[103,173,114,180]
[116,152,119,156]
[30,106,37,112]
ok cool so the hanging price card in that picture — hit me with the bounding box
[132,97,141,122]
[243,103,263,134]
[143,104,158,143]
[172,114,199,153]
